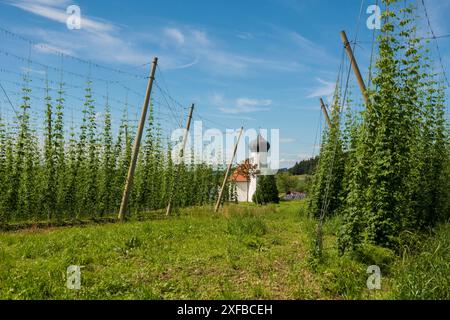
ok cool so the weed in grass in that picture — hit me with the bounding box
[319,258,366,300]
[226,241,243,270]
[227,213,267,238]
[270,235,283,246]
[142,223,153,236]
[392,224,450,300]
[124,236,142,250]
[350,243,396,274]
[252,283,268,299]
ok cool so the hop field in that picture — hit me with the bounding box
[0,201,448,300]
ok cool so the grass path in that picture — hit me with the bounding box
[0,201,448,300]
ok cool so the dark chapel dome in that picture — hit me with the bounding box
[249,134,270,153]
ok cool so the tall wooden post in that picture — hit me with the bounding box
[340,31,369,105]
[118,57,158,221]
[215,127,244,213]
[320,98,332,128]
[166,104,195,216]
[179,104,195,159]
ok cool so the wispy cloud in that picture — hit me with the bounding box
[236,32,254,40]
[268,26,337,66]
[169,57,200,70]
[164,27,185,45]
[279,152,314,166]
[8,0,115,34]
[204,113,257,122]
[33,42,73,56]
[20,66,45,75]
[5,0,323,76]
[211,93,273,114]
[5,0,152,66]
[307,77,336,102]
[129,25,249,74]
[280,138,296,144]
[221,98,272,114]
[237,98,272,108]
[145,25,308,75]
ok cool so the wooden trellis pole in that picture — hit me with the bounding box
[340,30,369,105]
[215,127,244,213]
[118,57,158,221]
[320,98,332,128]
[166,104,195,216]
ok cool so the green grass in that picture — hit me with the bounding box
[391,224,450,300]
[0,201,448,300]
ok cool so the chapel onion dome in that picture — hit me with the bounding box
[249,134,270,152]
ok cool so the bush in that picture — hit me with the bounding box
[276,173,298,193]
[252,176,279,205]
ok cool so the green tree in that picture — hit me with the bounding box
[276,172,298,194]
[253,175,279,204]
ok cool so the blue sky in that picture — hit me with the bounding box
[0,0,449,168]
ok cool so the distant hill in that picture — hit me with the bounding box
[288,156,319,176]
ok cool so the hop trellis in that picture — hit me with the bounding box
[0,29,235,223]
[308,0,449,252]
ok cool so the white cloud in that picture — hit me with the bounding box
[192,30,210,46]
[270,27,337,66]
[307,77,336,102]
[280,138,296,144]
[213,95,273,114]
[6,0,152,66]
[236,98,272,108]
[137,26,248,74]
[204,112,256,122]
[164,28,185,45]
[211,93,226,106]
[225,98,272,114]
[154,26,306,75]
[169,58,200,70]
[291,32,321,52]
[22,27,150,65]
[28,0,70,5]
[235,55,304,72]
[5,1,317,75]
[20,67,45,75]
[236,32,254,40]
[33,43,73,56]
[279,152,314,166]
[8,0,115,34]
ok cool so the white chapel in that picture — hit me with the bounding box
[231,134,271,202]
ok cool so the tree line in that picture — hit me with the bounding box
[288,157,319,176]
